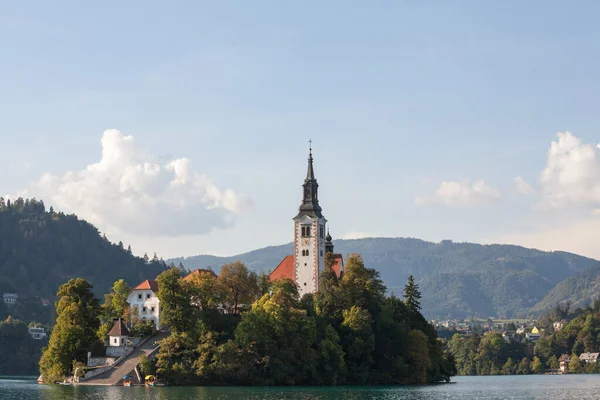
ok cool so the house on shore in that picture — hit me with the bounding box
[579,352,600,364]
[126,280,160,329]
[559,354,571,373]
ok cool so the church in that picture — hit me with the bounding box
[269,144,344,297]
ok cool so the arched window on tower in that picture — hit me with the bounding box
[306,249,309,256]
[306,226,311,236]
[301,226,306,236]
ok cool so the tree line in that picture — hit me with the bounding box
[448,301,600,375]
[39,253,456,385]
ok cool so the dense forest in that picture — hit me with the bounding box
[0,316,47,375]
[40,254,456,385]
[170,238,597,318]
[448,302,600,375]
[529,263,600,317]
[0,197,168,320]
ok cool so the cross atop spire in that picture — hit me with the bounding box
[306,140,315,182]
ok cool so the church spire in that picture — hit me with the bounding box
[325,228,334,254]
[306,139,315,182]
[295,140,323,219]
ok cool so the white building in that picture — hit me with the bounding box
[3,293,18,306]
[28,327,47,340]
[269,145,343,297]
[126,280,161,329]
[108,318,131,346]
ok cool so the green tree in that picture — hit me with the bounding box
[530,356,544,374]
[547,354,560,370]
[316,252,341,318]
[218,262,259,314]
[403,275,422,313]
[98,279,133,339]
[155,332,199,385]
[138,354,156,376]
[517,357,530,375]
[502,357,515,375]
[340,306,374,384]
[157,268,193,332]
[232,282,318,385]
[569,355,582,373]
[185,271,224,310]
[407,329,431,383]
[316,324,346,384]
[39,278,100,382]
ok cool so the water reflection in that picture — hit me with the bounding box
[3,375,600,400]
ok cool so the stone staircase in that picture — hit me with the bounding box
[78,330,169,386]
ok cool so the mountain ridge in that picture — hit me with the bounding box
[168,237,598,319]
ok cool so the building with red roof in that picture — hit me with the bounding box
[183,269,218,281]
[127,279,161,329]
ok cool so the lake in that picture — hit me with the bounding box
[2,375,600,399]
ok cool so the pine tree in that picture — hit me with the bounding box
[127,245,132,254]
[143,253,149,263]
[403,275,422,312]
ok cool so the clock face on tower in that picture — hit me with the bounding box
[302,238,310,246]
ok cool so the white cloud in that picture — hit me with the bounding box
[539,131,600,208]
[340,231,376,240]
[17,129,250,237]
[514,176,534,195]
[489,217,600,260]
[415,180,500,206]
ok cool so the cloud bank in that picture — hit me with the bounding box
[340,231,376,240]
[17,129,249,236]
[415,180,500,206]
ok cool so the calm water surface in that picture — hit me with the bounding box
[2,375,600,399]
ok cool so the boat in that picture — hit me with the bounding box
[145,375,156,387]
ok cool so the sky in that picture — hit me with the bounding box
[3,1,600,259]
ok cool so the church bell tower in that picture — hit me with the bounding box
[293,142,327,297]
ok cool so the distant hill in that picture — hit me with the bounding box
[0,198,166,309]
[169,238,598,319]
[529,263,600,317]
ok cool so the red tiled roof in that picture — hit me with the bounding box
[332,254,344,278]
[133,279,159,292]
[184,269,218,281]
[269,255,295,282]
[108,318,131,336]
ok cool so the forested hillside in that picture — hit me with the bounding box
[529,263,600,316]
[170,238,597,319]
[1,197,596,321]
[0,198,166,311]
